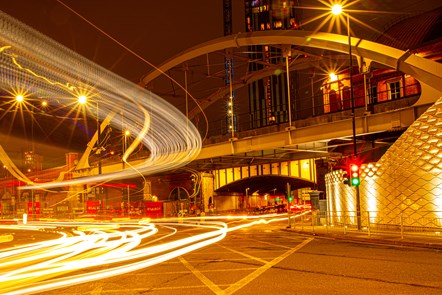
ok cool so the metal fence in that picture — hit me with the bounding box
[288,210,442,240]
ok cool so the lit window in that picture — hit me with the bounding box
[389,81,401,100]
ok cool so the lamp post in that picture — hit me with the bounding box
[78,96,105,216]
[15,94,37,221]
[332,4,362,230]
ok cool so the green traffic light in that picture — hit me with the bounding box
[351,178,360,186]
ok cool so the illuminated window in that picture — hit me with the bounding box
[388,81,401,100]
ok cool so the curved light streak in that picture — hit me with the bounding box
[0,213,305,294]
[0,10,202,189]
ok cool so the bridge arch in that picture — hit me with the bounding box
[168,186,190,201]
[139,30,442,118]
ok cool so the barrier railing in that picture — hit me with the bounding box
[288,210,442,240]
[203,82,421,140]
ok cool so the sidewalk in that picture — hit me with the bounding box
[284,224,442,250]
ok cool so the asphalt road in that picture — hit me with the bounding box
[31,220,442,295]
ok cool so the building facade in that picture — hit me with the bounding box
[245,0,301,128]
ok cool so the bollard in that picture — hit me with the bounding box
[23,213,28,224]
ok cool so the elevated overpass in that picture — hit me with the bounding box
[136,30,441,170]
[68,30,441,179]
[196,103,424,161]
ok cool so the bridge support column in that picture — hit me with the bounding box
[200,173,214,214]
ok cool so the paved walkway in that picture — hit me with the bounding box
[284,224,442,250]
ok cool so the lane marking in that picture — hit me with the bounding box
[179,256,224,294]
[128,267,259,276]
[223,238,314,295]
[101,284,231,293]
[239,237,295,250]
[217,244,269,264]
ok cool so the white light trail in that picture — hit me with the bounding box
[0,10,202,188]
[0,214,303,295]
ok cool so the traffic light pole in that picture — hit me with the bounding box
[356,186,361,230]
[347,13,362,231]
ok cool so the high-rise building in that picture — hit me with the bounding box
[223,0,237,136]
[24,151,43,173]
[244,0,301,128]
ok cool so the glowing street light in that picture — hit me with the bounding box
[329,72,338,82]
[77,95,87,105]
[331,4,343,15]
[15,94,24,102]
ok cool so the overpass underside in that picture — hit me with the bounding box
[188,101,428,171]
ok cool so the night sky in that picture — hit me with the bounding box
[1,0,231,82]
[1,0,441,165]
[2,0,440,85]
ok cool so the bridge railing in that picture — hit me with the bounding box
[203,82,421,140]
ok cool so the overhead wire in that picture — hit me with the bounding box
[56,0,210,141]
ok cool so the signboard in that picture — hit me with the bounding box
[86,200,101,214]
[145,202,162,219]
[27,202,40,219]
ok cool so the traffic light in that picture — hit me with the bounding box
[286,183,292,202]
[342,170,350,186]
[349,163,360,186]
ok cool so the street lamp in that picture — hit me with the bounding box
[78,95,105,215]
[331,4,362,230]
[14,94,38,220]
[15,94,24,103]
[78,95,102,174]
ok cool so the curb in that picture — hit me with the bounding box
[283,228,442,250]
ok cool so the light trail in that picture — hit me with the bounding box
[0,214,303,295]
[0,10,202,189]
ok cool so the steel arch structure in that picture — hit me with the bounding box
[139,30,442,118]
